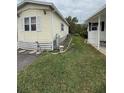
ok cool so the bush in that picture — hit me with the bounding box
[82,30,88,39]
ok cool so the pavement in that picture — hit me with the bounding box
[17,53,38,72]
[90,44,106,55]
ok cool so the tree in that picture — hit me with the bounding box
[80,24,88,39]
[66,16,78,34]
[72,17,78,23]
[66,16,87,39]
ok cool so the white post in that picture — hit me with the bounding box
[87,22,89,32]
[97,16,101,50]
[87,22,89,43]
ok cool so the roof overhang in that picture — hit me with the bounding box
[84,5,106,23]
[17,0,69,26]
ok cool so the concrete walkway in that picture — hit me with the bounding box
[91,44,106,55]
[17,54,38,72]
[99,47,106,55]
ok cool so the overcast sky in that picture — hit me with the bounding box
[17,0,106,23]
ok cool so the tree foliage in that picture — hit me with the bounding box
[66,16,88,39]
[66,16,78,34]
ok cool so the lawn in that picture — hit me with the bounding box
[17,35,106,93]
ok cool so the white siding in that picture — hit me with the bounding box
[88,14,106,46]
[88,31,98,45]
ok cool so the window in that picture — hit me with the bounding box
[61,23,64,31]
[101,21,104,31]
[91,23,98,31]
[24,18,29,31]
[31,17,36,31]
[24,17,36,31]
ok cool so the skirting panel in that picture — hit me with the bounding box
[18,41,53,50]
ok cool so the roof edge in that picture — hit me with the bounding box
[84,4,106,23]
[17,0,69,26]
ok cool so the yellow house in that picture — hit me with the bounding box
[17,0,69,50]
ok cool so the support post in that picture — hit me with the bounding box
[97,16,101,50]
[87,22,89,32]
[87,22,89,43]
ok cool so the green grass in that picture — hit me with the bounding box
[18,36,106,93]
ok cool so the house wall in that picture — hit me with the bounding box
[18,4,53,43]
[52,11,69,43]
[17,3,69,50]
[88,14,106,46]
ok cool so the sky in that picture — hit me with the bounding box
[17,0,106,23]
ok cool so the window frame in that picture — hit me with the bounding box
[24,16,37,31]
[31,17,36,31]
[24,17,30,31]
[61,23,64,31]
[91,23,98,31]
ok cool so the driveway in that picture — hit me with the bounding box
[17,54,38,72]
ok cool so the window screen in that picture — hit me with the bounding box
[24,18,29,31]
[31,17,36,31]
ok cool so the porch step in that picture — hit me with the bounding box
[18,41,53,50]
[29,50,37,54]
[36,51,42,55]
[18,49,26,53]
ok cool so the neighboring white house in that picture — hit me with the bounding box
[17,0,69,50]
[85,5,106,50]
